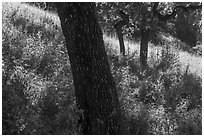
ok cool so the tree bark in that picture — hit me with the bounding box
[114,10,129,55]
[55,3,121,135]
[140,28,149,67]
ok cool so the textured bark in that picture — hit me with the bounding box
[55,3,121,135]
[140,28,149,67]
[114,10,129,55]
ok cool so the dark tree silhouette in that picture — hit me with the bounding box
[55,3,121,135]
[139,5,150,68]
[140,28,149,67]
[114,10,129,55]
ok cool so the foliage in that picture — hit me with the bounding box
[107,40,201,134]
[175,7,201,47]
[97,2,202,48]
[2,3,80,134]
[96,2,158,39]
[2,2,202,135]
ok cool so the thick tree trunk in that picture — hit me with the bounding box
[114,10,129,55]
[140,28,149,67]
[55,3,121,135]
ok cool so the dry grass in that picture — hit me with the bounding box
[104,34,201,77]
[2,2,202,135]
[3,2,202,78]
[178,51,202,77]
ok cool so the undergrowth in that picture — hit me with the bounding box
[107,42,202,135]
[2,3,202,135]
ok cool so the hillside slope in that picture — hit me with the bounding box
[2,2,202,135]
[2,2,202,77]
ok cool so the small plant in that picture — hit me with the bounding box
[2,3,201,135]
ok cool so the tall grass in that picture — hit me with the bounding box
[2,2,202,135]
[107,42,202,134]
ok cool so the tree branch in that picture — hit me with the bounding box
[114,10,129,28]
[153,3,202,22]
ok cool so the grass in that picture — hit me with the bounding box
[2,2,202,135]
[104,34,202,77]
[179,51,202,77]
[3,2,201,77]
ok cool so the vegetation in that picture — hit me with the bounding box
[2,2,202,135]
[97,2,201,66]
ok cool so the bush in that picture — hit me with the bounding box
[108,41,201,135]
[2,3,79,134]
[3,3,201,135]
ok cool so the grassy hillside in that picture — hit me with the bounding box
[104,34,202,77]
[3,2,201,76]
[2,2,202,135]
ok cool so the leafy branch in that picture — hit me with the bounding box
[153,2,202,22]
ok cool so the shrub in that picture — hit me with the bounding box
[3,3,201,135]
[109,41,201,135]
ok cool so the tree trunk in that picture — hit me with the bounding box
[114,10,129,55]
[55,3,121,135]
[115,27,125,55]
[140,28,149,67]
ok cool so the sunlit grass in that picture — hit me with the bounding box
[104,34,201,77]
[179,51,202,77]
[2,2,202,135]
[3,2,201,78]
[3,2,60,25]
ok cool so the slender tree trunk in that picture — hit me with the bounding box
[55,3,121,135]
[115,27,125,55]
[140,28,149,67]
[114,10,129,55]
